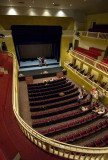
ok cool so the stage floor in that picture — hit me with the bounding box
[18,59,64,79]
[19,59,59,71]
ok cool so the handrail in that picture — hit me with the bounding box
[12,53,108,160]
[79,31,108,40]
[71,49,108,75]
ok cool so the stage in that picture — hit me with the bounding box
[18,59,64,80]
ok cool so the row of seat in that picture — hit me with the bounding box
[89,47,103,56]
[28,78,66,90]
[29,84,74,98]
[28,81,71,94]
[30,89,79,106]
[29,85,75,102]
[57,119,108,144]
[28,77,66,88]
[85,135,108,147]
[101,57,108,65]
[31,99,91,119]
[32,102,92,128]
[39,112,102,137]
[76,47,99,59]
[30,94,87,112]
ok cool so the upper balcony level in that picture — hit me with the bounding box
[77,31,108,40]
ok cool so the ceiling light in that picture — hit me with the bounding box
[42,10,51,16]
[56,10,66,17]
[7,8,18,15]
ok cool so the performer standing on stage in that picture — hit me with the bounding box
[44,58,47,66]
[42,56,44,64]
[37,57,42,67]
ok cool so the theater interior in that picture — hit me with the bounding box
[0,0,108,160]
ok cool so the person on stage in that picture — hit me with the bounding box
[42,56,44,64]
[37,57,42,67]
[44,58,47,66]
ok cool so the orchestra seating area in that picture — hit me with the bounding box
[75,47,104,59]
[27,77,108,148]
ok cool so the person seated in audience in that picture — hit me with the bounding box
[50,78,54,82]
[81,106,88,112]
[18,73,24,77]
[97,107,106,115]
[100,82,107,88]
[81,86,85,96]
[92,105,105,115]
[80,69,85,74]
[94,79,98,83]
[99,90,106,101]
[77,93,83,104]
[73,65,78,69]
[66,79,71,84]
[69,63,73,67]
[91,88,99,105]
[92,106,99,113]
[103,108,108,117]
[88,74,94,80]
[43,79,49,85]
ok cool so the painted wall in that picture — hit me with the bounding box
[86,12,108,31]
[79,36,108,51]
[0,37,16,54]
[60,37,72,67]
[0,15,74,30]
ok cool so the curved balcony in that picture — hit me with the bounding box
[12,52,108,160]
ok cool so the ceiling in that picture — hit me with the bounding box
[0,0,108,15]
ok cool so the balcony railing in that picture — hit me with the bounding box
[79,31,108,40]
[12,53,108,160]
[71,49,108,75]
[64,62,108,97]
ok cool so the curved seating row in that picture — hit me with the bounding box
[29,87,78,104]
[30,89,79,106]
[28,78,66,90]
[30,94,87,112]
[29,84,74,98]
[32,100,91,128]
[85,135,108,147]
[75,47,104,59]
[31,99,91,119]
[89,47,103,56]
[39,111,102,137]
[57,119,108,143]
[28,81,71,93]
[29,84,75,101]
[28,77,66,88]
